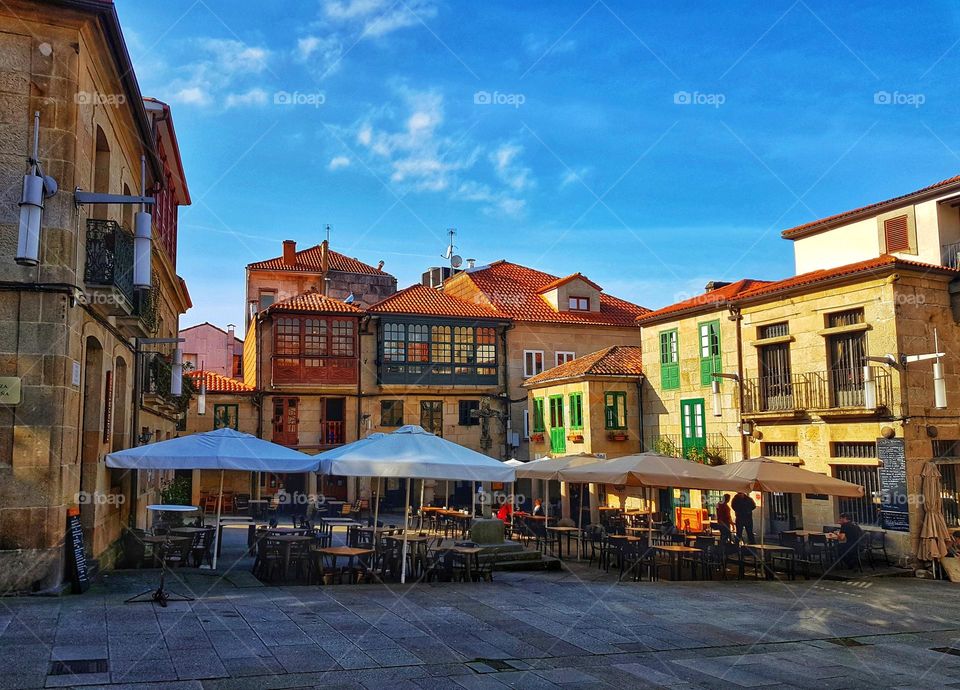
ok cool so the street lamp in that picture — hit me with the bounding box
[863,328,947,411]
[16,112,59,266]
[710,372,740,417]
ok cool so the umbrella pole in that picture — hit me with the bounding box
[445,480,449,507]
[419,480,425,530]
[545,481,550,520]
[577,483,584,559]
[510,481,515,534]
[472,483,476,518]
[211,469,224,570]
[648,487,653,544]
[401,478,411,584]
[372,477,380,528]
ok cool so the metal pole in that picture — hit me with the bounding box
[419,480,426,531]
[400,478,411,583]
[372,477,381,528]
[211,469,224,570]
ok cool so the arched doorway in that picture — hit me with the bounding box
[79,336,104,538]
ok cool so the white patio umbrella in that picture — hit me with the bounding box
[317,433,386,527]
[107,428,320,569]
[316,425,515,582]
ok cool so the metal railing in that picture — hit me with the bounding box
[651,433,732,464]
[742,367,892,413]
[942,241,960,269]
[84,219,134,305]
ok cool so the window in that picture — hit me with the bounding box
[604,391,627,430]
[380,400,403,427]
[420,400,443,436]
[826,308,864,328]
[831,441,877,458]
[659,329,679,390]
[379,322,497,383]
[758,322,789,339]
[524,350,544,378]
[568,296,589,311]
[569,392,583,429]
[698,320,721,386]
[532,398,545,432]
[882,214,910,253]
[556,351,576,367]
[762,441,798,457]
[258,290,276,311]
[826,309,866,407]
[758,323,793,411]
[213,404,239,430]
[933,439,960,458]
[458,400,480,426]
[232,354,243,378]
[331,320,355,356]
[274,317,355,359]
[522,409,530,439]
[834,465,881,526]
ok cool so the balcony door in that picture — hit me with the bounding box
[273,397,299,446]
[759,342,793,410]
[680,399,705,458]
[420,401,443,436]
[828,331,866,407]
[548,395,566,454]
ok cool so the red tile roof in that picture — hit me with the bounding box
[248,245,390,275]
[636,279,772,325]
[638,256,959,326]
[523,346,644,387]
[736,255,959,301]
[186,370,254,393]
[537,272,602,294]
[266,290,363,314]
[368,284,504,320]
[460,261,649,327]
[782,174,960,239]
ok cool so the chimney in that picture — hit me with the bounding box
[704,280,731,292]
[320,239,329,295]
[227,323,235,340]
[377,260,385,271]
[282,239,297,266]
[466,258,476,269]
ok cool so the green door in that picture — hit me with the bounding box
[680,398,706,458]
[548,395,566,454]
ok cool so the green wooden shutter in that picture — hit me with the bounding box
[533,398,545,432]
[569,393,583,429]
[699,320,721,386]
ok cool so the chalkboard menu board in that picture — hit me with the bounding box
[66,510,90,593]
[877,437,909,532]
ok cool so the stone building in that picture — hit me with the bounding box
[244,239,397,327]
[522,346,644,522]
[179,321,243,378]
[0,0,191,592]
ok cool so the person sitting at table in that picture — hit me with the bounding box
[532,498,544,516]
[837,512,865,568]
[949,530,960,557]
[496,500,513,521]
[715,494,734,543]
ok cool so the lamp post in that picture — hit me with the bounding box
[863,328,947,412]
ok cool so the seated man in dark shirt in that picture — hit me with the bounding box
[837,512,864,568]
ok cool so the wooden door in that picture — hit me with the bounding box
[272,397,299,446]
[548,395,566,454]
[680,399,705,458]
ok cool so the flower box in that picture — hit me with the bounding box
[567,433,584,443]
[530,433,545,443]
[608,432,629,441]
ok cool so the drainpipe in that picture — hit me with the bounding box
[255,313,264,438]
[636,377,645,451]
[730,305,749,462]
[357,315,372,441]
[500,323,513,460]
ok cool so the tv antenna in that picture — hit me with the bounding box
[443,228,462,270]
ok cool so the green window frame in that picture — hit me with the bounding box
[532,398,546,432]
[568,392,583,430]
[213,404,239,430]
[604,392,627,430]
[698,319,722,386]
[659,329,680,390]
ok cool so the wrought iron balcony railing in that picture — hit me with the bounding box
[942,241,960,270]
[742,366,892,414]
[84,219,134,306]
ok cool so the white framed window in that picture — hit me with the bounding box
[568,296,589,311]
[522,409,530,439]
[555,351,575,367]
[523,350,544,378]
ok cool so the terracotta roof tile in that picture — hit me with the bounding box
[782,174,960,239]
[266,290,363,314]
[186,370,254,393]
[524,346,644,386]
[368,284,504,319]
[248,245,390,275]
[461,261,648,327]
[537,272,602,294]
[636,279,771,325]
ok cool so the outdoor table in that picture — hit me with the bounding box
[656,545,702,581]
[269,534,314,579]
[321,518,362,528]
[266,527,310,535]
[547,526,580,559]
[741,544,795,580]
[216,517,254,557]
[430,545,482,580]
[248,499,269,518]
[169,527,206,535]
[782,530,820,540]
[314,546,374,578]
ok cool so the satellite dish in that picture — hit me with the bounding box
[451,255,463,268]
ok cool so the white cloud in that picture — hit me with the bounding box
[225,88,269,108]
[323,0,438,38]
[560,166,592,189]
[491,143,533,192]
[295,35,343,76]
[167,38,271,109]
[328,155,351,170]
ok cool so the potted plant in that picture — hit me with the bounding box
[608,431,629,441]
[531,433,545,443]
[567,432,584,443]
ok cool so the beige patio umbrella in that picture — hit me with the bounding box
[917,462,952,562]
[515,453,608,520]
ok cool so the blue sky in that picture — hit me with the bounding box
[117,0,960,328]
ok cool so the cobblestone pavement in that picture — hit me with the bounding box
[2,557,960,690]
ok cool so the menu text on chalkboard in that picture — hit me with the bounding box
[877,437,909,532]
[66,511,90,593]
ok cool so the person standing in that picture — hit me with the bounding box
[731,492,757,544]
[715,494,734,543]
